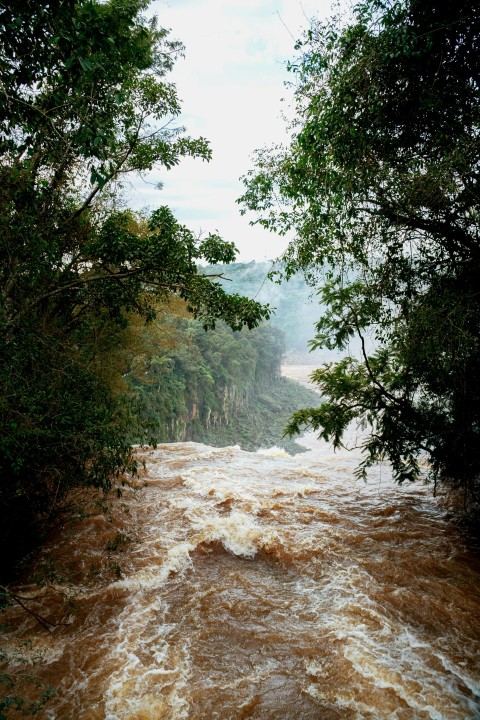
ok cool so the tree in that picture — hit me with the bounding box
[239,0,480,508]
[0,0,267,333]
[0,0,268,569]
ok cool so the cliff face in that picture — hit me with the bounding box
[186,375,319,454]
[127,313,318,453]
[166,383,251,442]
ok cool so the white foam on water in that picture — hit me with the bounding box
[113,540,197,591]
[189,508,278,558]
[3,381,480,720]
[256,445,292,458]
[102,599,192,720]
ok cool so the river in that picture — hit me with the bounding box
[2,366,480,719]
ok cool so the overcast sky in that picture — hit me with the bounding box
[129,0,335,261]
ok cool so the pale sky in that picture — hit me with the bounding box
[129,0,336,261]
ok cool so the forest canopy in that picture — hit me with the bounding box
[239,0,480,508]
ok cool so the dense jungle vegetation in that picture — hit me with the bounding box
[126,295,319,454]
[2,0,479,714]
[121,257,328,456]
[240,0,480,514]
[0,0,274,575]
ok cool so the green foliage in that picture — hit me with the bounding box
[0,641,56,719]
[239,0,480,508]
[0,0,269,576]
[0,682,55,720]
[127,307,318,452]
[199,375,319,454]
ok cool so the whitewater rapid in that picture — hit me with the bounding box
[1,367,479,719]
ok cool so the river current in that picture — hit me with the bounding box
[2,366,480,719]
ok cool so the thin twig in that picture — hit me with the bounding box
[1,586,70,632]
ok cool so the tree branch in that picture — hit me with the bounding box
[3,266,195,331]
[1,585,70,632]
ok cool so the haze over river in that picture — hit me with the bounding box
[2,367,480,719]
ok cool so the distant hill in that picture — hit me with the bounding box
[204,261,330,361]
[205,261,366,364]
[204,262,317,352]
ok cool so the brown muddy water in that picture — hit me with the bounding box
[1,366,480,719]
